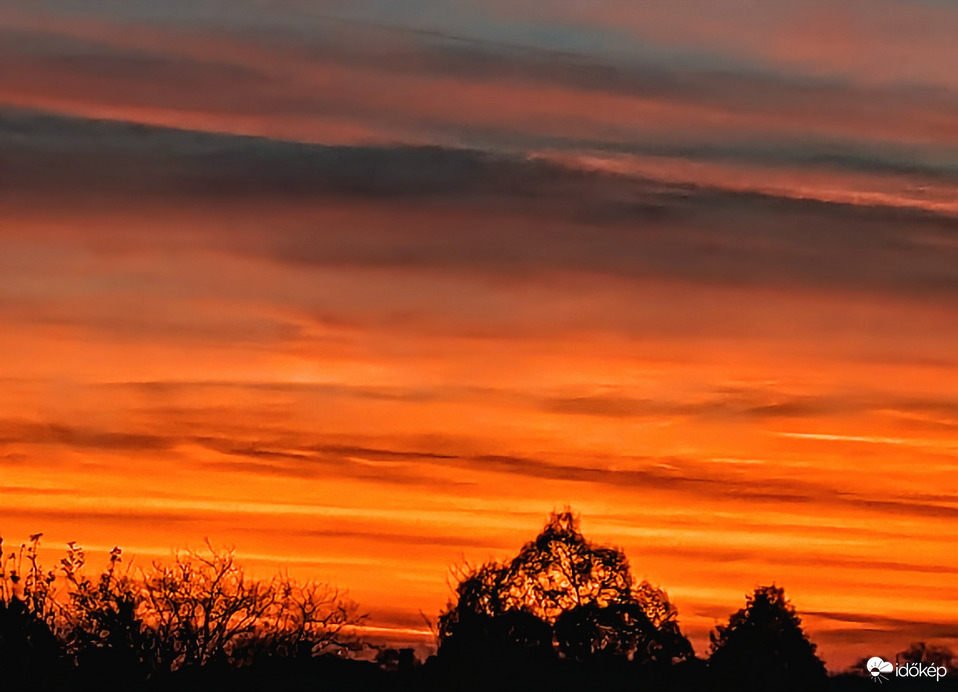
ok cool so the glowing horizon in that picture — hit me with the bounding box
[2,0,957,671]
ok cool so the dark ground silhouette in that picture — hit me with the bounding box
[1,513,954,691]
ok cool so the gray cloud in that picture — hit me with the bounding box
[0,301,307,346]
[5,109,958,304]
[189,437,958,521]
[240,525,504,551]
[806,611,958,639]
[542,391,838,420]
[0,420,174,451]
[8,12,958,180]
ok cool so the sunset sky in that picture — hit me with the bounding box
[2,0,957,670]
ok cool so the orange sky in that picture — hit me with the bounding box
[2,0,957,671]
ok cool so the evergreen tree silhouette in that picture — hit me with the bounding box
[709,584,826,691]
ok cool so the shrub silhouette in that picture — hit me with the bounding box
[438,509,693,671]
[709,584,826,691]
[1,534,364,685]
[0,535,66,687]
[897,641,957,669]
[0,598,65,687]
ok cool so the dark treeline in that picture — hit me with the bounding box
[1,512,954,691]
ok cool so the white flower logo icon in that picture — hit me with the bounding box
[867,657,894,683]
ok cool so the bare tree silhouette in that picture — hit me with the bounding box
[2,535,364,686]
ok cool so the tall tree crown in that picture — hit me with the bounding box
[438,509,692,666]
[709,585,826,690]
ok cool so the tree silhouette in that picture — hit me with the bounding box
[709,585,826,691]
[503,509,632,620]
[438,509,692,670]
[440,609,554,667]
[897,641,957,668]
[9,521,940,691]
[554,601,654,662]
